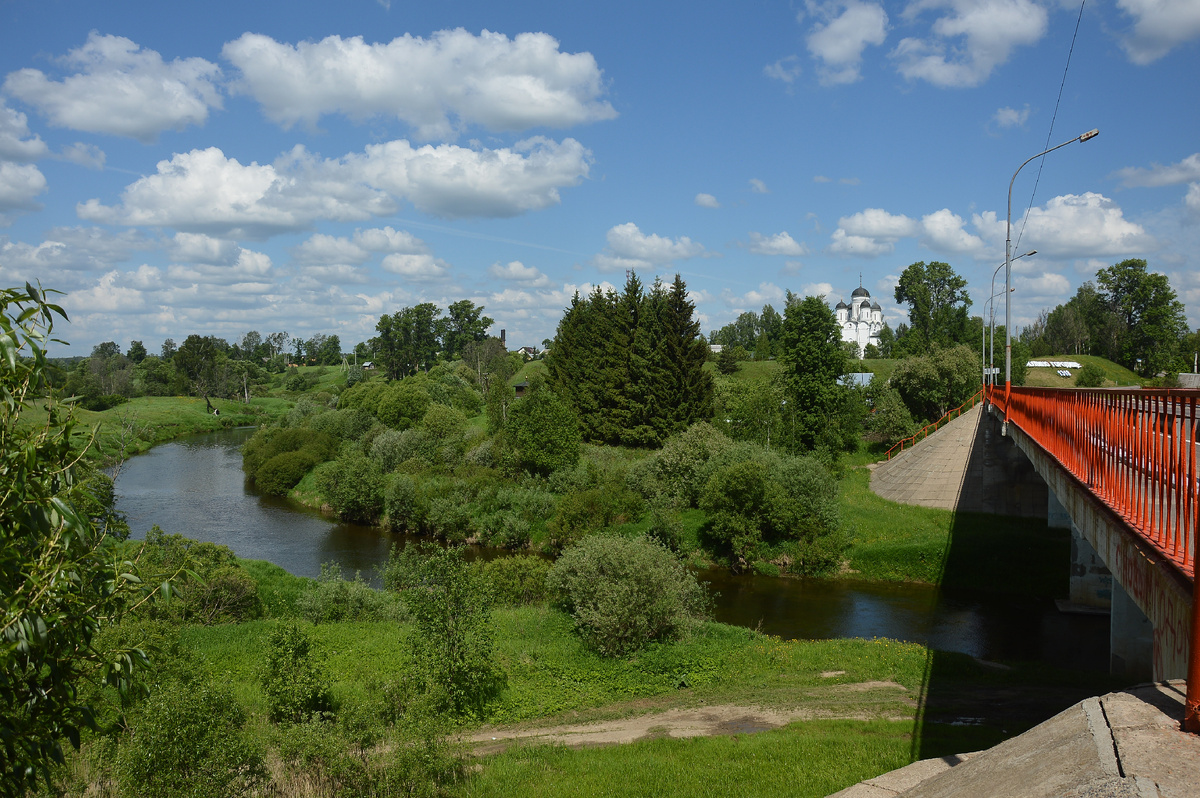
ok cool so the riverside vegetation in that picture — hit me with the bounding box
[4,276,1142,798]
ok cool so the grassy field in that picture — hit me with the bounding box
[1021,354,1140,388]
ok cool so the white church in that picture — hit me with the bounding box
[834,284,883,356]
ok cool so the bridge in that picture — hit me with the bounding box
[874,385,1200,732]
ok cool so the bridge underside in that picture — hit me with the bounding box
[994,405,1193,682]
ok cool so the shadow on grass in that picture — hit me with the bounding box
[906,408,1122,761]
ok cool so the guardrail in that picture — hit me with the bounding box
[885,388,985,460]
[987,383,1200,731]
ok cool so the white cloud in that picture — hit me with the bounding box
[291,233,370,266]
[749,178,769,193]
[839,207,918,240]
[354,226,426,252]
[695,192,720,208]
[3,32,221,142]
[1015,271,1070,296]
[813,175,832,183]
[802,281,835,298]
[58,142,105,169]
[80,138,590,236]
[1187,183,1200,216]
[0,161,46,213]
[919,209,986,254]
[171,232,239,265]
[488,260,551,287]
[805,0,889,85]
[993,104,1030,128]
[592,222,707,272]
[349,136,592,219]
[973,193,1155,258]
[222,29,616,138]
[891,0,1048,88]
[828,229,895,256]
[381,252,451,281]
[747,231,808,256]
[1114,153,1200,188]
[62,270,147,314]
[764,55,803,84]
[0,101,48,161]
[1117,0,1200,64]
[721,282,786,309]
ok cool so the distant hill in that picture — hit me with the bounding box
[1021,355,1140,388]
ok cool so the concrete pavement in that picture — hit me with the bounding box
[828,681,1200,798]
[869,403,1047,517]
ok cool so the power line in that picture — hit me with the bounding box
[1015,0,1088,253]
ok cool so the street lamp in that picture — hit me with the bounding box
[985,251,1035,390]
[1005,128,1098,428]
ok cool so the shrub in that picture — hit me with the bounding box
[315,453,385,523]
[1075,363,1106,388]
[547,485,645,552]
[255,449,319,495]
[261,622,333,724]
[473,555,551,606]
[117,680,267,798]
[547,535,709,657]
[652,422,733,507]
[386,545,504,716]
[140,528,263,624]
[505,388,581,476]
[298,563,401,624]
[377,381,432,430]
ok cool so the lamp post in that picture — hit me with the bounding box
[1005,129,1098,429]
[987,251,1035,390]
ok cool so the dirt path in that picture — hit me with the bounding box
[467,680,913,754]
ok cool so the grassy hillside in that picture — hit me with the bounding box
[1021,354,1140,388]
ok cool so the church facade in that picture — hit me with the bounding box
[834,285,883,356]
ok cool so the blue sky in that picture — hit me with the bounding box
[1,0,1197,356]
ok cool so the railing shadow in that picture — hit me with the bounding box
[906,406,1121,761]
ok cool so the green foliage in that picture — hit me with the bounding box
[385,545,504,717]
[139,527,264,625]
[864,376,916,447]
[298,563,402,624]
[889,344,979,423]
[315,453,385,523]
[506,386,582,476]
[117,679,267,798]
[241,425,337,488]
[893,261,972,354]
[472,555,552,606]
[255,449,320,495]
[548,485,646,552]
[0,284,157,796]
[698,452,842,572]
[716,347,738,374]
[548,274,713,448]
[376,379,432,430]
[547,535,709,657]
[777,293,854,452]
[1096,258,1189,375]
[647,422,734,507]
[261,622,333,724]
[1075,362,1107,387]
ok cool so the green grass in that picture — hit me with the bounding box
[511,360,548,385]
[63,395,286,462]
[838,468,1069,595]
[1021,354,1140,388]
[462,719,914,798]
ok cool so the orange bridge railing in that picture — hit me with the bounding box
[987,384,1200,731]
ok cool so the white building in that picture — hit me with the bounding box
[834,285,883,356]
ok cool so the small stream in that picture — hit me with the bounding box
[113,427,1109,670]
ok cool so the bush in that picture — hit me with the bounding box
[384,473,427,532]
[472,555,551,606]
[505,388,581,476]
[1075,363,1106,387]
[140,528,263,624]
[652,422,733,507]
[261,622,333,724]
[547,535,709,657]
[547,485,645,552]
[385,545,504,716]
[117,680,267,798]
[255,449,319,495]
[298,563,401,624]
[315,454,385,523]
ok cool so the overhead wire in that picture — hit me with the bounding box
[1014,0,1088,253]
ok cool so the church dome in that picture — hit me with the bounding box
[851,285,871,299]
[871,301,881,310]
[835,300,847,309]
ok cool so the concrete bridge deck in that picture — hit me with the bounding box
[829,681,1200,798]
[869,403,1046,517]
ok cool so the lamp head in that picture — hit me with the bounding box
[1079,129,1099,143]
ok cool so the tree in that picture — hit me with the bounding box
[126,340,147,363]
[317,333,342,366]
[505,384,581,476]
[443,300,494,361]
[1096,259,1188,376]
[890,344,980,423]
[174,334,224,411]
[777,295,850,451]
[893,261,972,355]
[159,337,177,359]
[1,284,152,796]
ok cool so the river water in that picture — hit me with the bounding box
[113,428,1109,669]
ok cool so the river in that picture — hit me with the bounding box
[113,428,1109,670]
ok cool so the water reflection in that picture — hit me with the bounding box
[114,428,1108,669]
